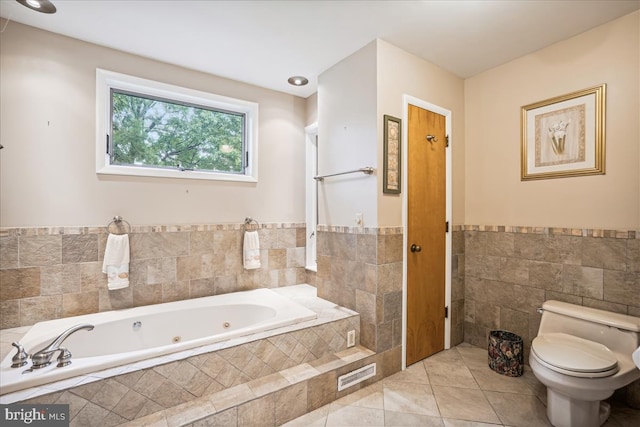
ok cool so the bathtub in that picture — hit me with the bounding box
[0,288,317,395]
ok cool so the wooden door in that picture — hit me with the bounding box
[406,104,447,365]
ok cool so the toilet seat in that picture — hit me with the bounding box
[531,333,619,378]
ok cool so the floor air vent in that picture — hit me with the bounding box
[337,362,376,391]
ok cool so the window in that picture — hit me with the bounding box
[96,69,258,182]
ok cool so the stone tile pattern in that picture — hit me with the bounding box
[451,230,464,346]
[316,227,403,355]
[0,223,307,329]
[20,316,360,426]
[283,343,639,427]
[316,226,464,352]
[126,345,401,427]
[461,225,640,356]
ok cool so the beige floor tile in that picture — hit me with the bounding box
[470,368,537,395]
[383,381,440,417]
[425,348,465,364]
[286,343,603,427]
[484,391,551,427]
[521,367,547,402]
[334,382,384,409]
[432,386,500,424]
[602,417,625,427]
[443,419,503,427]
[386,361,430,385]
[606,400,640,427]
[384,410,445,426]
[325,403,385,426]
[455,345,490,371]
[424,352,479,390]
[280,405,330,427]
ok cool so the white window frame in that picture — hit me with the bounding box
[95,69,258,182]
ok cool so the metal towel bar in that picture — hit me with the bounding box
[313,167,375,182]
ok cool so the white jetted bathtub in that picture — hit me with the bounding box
[0,288,317,395]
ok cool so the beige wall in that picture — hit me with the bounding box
[0,21,307,227]
[465,11,640,230]
[376,40,466,227]
[316,39,465,228]
[305,92,318,126]
[317,41,378,227]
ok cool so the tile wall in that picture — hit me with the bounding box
[451,230,465,346]
[6,220,633,369]
[461,225,640,356]
[316,226,465,358]
[0,223,308,329]
[316,226,403,355]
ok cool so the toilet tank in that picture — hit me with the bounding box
[538,300,640,355]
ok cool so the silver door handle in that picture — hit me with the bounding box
[410,244,422,253]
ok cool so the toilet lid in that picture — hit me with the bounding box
[532,333,618,376]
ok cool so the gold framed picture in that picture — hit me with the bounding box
[383,115,401,194]
[521,84,606,180]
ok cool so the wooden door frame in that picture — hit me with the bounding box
[401,95,452,369]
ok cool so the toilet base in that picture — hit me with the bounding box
[546,389,610,427]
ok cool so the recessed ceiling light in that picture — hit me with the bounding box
[16,0,57,14]
[287,76,309,87]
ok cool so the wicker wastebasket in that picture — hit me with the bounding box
[488,330,523,377]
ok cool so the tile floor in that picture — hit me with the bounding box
[283,343,640,427]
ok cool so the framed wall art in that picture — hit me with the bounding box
[383,115,401,193]
[521,84,606,180]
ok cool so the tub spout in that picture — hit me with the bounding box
[30,324,94,369]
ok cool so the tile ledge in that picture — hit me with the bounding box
[116,344,375,427]
[0,222,306,236]
[453,224,638,238]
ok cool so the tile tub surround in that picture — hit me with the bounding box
[119,344,397,427]
[0,222,308,329]
[459,225,640,356]
[0,285,361,425]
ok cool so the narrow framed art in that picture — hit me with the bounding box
[521,84,606,180]
[383,115,401,193]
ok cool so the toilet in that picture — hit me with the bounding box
[529,300,640,427]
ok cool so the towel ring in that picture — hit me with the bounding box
[242,217,260,232]
[106,216,131,235]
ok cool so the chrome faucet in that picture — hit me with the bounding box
[30,323,94,369]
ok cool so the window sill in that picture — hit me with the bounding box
[97,165,257,183]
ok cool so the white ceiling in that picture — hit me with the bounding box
[1,0,639,98]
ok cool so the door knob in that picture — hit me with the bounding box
[410,244,422,253]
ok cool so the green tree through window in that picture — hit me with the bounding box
[111,90,245,173]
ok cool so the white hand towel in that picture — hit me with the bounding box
[243,231,261,270]
[102,233,130,290]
